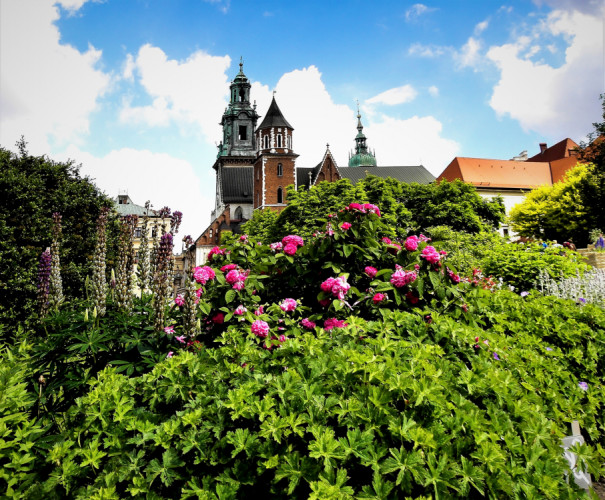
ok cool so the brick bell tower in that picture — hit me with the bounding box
[254,95,298,211]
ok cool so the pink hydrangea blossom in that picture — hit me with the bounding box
[404,235,419,251]
[280,298,297,312]
[364,266,378,278]
[324,318,348,330]
[225,269,249,290]
[390,266,417,288]
[283,243,298,255]
[251,319,270,338]
[282,235,304,248]
[421,246,441,264]
[221,264,236,272]
[207,246,225,260]
[164,325,175,335]
[254,305,264,316]
[320,275,350,300]
[270,242,283,252]
[340,222,352,230]
[301,318,316,329]
[193,266,216,285]
[174,294,185,307]
[234,305,247,316]
[373,293,386,304]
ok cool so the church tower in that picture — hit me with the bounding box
[211,59,259,222]
[348,105,377,167]
[254,96,298,211]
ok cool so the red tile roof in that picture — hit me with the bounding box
[526,138,579,162]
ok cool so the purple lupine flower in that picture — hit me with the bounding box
[578,381,588,391]
[493,352,500,360]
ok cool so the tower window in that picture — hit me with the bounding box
[277,163,283,177]
[263,135,269,149]
[287,135,292,149]
[239,89,246,102]
[238,125,247,141]
[234,206,243,220]
[277,187,283,204]
[277,134,282,148]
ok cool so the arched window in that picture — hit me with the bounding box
[287,135,292,149]
[263,135,269,149]
[277,134,282,148]
[234,206,243,220]
[277,163,283,177]
[277,187,283,204]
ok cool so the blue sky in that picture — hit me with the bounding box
[1,0,603,241]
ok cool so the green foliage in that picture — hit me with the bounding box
[0,142,116,331]
[243,176,505,243]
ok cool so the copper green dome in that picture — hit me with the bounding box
[348,106,377,167]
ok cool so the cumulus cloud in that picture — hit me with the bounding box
[119,45,231,142]
[366,85,418,106]
[487,8,603,140]
[405,3,437,21]
[474,20,489,35]
[0,0,110,154]
[457,37,483,68]
[533,0,604,16]
[61,146,214,241]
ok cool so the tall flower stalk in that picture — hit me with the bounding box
[137,201,152,294]
[182,276,199,338]
[153,232,173,332]
[37,248,52,318]
[116,214,138,311]
[91,207,110,316]
[48,212,63,310]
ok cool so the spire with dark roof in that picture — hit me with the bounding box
[348,103,377,167]
[257,96,293,130]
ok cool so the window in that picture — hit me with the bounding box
[238,125,247,141]
[209,229,213,238]
[152,227,157,238]
[234,206,243,220]
[277,163,283,177]
[287,135,292,149]
[134,227,142,238]
[277,134,282,147]
[263,135,269,149]
[277,187,283,204]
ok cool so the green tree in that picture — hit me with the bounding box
[0,140,116,331]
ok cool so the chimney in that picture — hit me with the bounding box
[539,143,547,154]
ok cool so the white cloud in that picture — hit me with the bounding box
[54,0,99,14]
[119,45,231,143]
[532,0,604,16]
[428,86,439,97]
[62,146,213,242]
[0,0,110,154]
[457,37,483,68]
[366,85,418,106]
[408,43,446,58]
[475,20,489,35]
[405,3,437,21]
[487,8,603,140]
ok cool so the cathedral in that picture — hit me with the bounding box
[194,62,435,264]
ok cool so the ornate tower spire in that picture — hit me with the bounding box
[348,102,377,167]
[218,58,259,157]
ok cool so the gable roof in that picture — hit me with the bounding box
[114,195,157,217]
[527,138,579,162]
[438,157,553,189]
[257,97,293,130]
[339,166,435,185]
[221,167,253,203]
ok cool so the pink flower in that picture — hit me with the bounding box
[364,266,378,278]
[279,334,287,342]
[448,269,460,283]
[240,234,248,242]
[320,276,350,300]
[282,235,304,248]
[254,305,264,316]
[270,242,283,251]
[193,266,216,285]
[164,326,175,335]
[404,235,419,251]
[283,243,298,255]
[174,294,185,307]
[195,287,203,298]
[207,246,225,260]
[166,351,174,359]
[301,318,316,329]
[363,203,381,216]
[373,293,386,304]
[175,335,186,343]
[221,264,236,272]
[340,222,352,230]
[381,237,392,244]
[324,318,347,330]
[405,291,419,304]
[419,234,430,242]
[212,312,224,324]
[318,298,330,307]
[251,319,270,338]
[347,202,364,212]
[225,268,248,290]
[234,305,247,316]
[280,298,297,312]
[390,267,417,288]
[420,246,441,264]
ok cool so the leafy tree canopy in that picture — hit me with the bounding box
[0,140,116,329]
